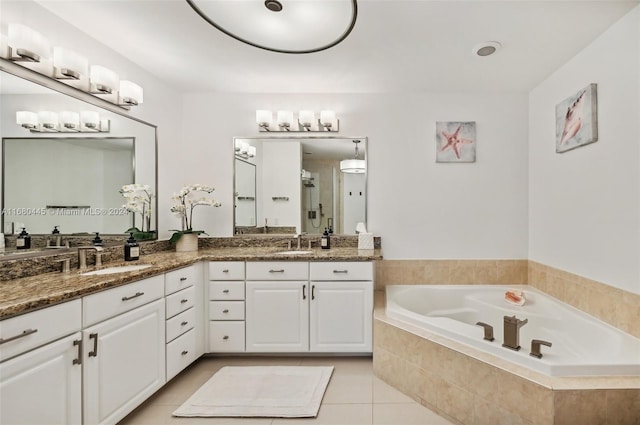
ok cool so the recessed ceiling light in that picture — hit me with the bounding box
[472,41,502,57]
[264,0,283,12]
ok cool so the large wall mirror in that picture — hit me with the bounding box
[233,137,367,235]
[0,63,158,255]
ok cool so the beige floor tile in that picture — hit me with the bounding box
[168,414,274,425]
[299,356,374,376]
[323,373,373,404]
[118,402,177,425]
[373,403,454,425]
[271,404,372,425]
[373,377,415,404]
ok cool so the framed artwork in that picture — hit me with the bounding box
[555,83,598,153]
[436,121,476,163]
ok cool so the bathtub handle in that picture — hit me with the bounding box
[475,322,495,342]
[530,339,552,359]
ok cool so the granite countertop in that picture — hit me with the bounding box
[0,246,382,320]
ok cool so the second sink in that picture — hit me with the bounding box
[275,250,313,255]
[80,264,152,276]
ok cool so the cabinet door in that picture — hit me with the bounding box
[83,299,165,425]
[245,281,309,352]
[0,333,82,425]
[309,281,373,352]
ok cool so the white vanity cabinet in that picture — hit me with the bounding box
[309,262,373,352]
[165,264,204,381]
[82,275,165,425]
[0,300,82,425]
[208,261,246,352]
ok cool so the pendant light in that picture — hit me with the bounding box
[340,140,365,174]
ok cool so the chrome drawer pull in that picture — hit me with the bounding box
[223,335,229,340]
[223,309,229,313]
[223,289,230,293]
[0,328,38,345]
[73,339,82,365]
[269,269,285,273]
[312,285,316,300]
[302,284,307,300]
[333,270,349,273]
[222,269,229,273]
[89,333,98,357]
[181,321,189,326]
[181,350,189,356]
[180,299,189,304]
[180,277,188,281]
[122,291,144,301]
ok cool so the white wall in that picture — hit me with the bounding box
[181,92,529,259]
[529,6,640,294]
[1,0,183,238]
[261,141,302,232]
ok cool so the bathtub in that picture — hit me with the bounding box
[385,285,640,377]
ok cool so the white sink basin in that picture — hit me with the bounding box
[81,264,152,276]
[275,250,313,255]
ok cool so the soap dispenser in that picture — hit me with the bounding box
[16,228,31,250]
[51,226,61,247]
[321,227,330,250]
[124,232,140,261]
[92,232,103,246]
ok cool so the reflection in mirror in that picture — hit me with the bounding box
[234,158,256,227]
[233,137,367,235]
[3,137,134,234]
[0,67,158,256]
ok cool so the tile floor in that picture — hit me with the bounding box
[118,356,455,425]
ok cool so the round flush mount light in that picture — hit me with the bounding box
[472,41,502,57]
[185,0,358,54]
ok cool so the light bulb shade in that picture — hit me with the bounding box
[59,111,80,130]
[80,110,100,129]
[53,47,88,79]
[90,65,119,94]
[0,34,9,60]
[247,146,257,157]
[340,159,366,173]
[256,110,272,126]
[16,111,38,128]
[240,142,250,155]
[119,80,144,105]
[320,110,337,130]
[298,110,315,127]
[8,23,50,62]
[38,111,59,129]
[277,110,293,128]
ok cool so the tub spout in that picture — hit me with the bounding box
[502,315,528,351]
[530,339,552,359]
[475,322,495,342]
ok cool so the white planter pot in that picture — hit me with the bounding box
[175,233,199,252]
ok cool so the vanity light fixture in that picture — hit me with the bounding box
[340,139,366,174]
[185,0,358,54]
[90,65,119,95]
[16,110,110,133]
[235,140,256,159]
[256,109,339,132]
[7,24,50,63]
[119,80,144,106]
[53,47,88,80]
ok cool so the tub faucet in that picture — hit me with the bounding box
[502,315,528,351]
[78,246,104,271]
[530,339,552,359]
[475,322,495,341]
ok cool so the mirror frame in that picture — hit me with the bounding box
[0,59,158,245]
[232,136,368,235]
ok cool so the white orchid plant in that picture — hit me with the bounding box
[120,183,154,233]
[170,184,221,243]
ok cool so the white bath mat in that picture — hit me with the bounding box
[173,366,334,418]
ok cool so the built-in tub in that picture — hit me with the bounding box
[385,284,640,377]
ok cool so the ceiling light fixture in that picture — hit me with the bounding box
[16,110,110,133]
[472,41,502,57]
[340,140,366,174]
[185,0,358,54]
[256,110,339,132]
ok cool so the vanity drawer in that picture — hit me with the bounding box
[166,307,196,343]
[309,262,373,281]
[246,262,308,280]
[209,281,245,300]
[0,299,81,362]
[166,286,196,319]
[209,301,245,321]
[83,275,164,327]
[166,329,197,381]
[208,322,245,352]
[165,265,196,295]
[209,261,245,280]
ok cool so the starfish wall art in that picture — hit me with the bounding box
[436,121,476,163]
[555,83,598,153]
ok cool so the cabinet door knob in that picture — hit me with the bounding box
[223,289,230,293]
[223,309,229,313]
[222,269,229,273]
[181,350,189,356]
[181,321,189,326]
[223,335,229,340]
[180,299,189,304]
[180,277,188,281]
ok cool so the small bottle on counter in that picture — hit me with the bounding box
[92,232,103,246]
[321,227,330,250]
[124,232,140,261]
[16,228,31,250]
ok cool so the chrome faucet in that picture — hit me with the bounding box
[502,315,528,351]
[288,233,307,250]
[78,246,104,271]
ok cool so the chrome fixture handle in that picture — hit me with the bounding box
[475,322,494,342]
[303,284,307,300]
[223,309,229,313]
[122,292,144,301]
[333,270,348,274]
[180,277,188,281]
[312,285,316,300]
[222,269,229,273]
[223,335,229,340]
[77,246,105,270]
[88,333,98,357]
[181,321,189,326]
[223,289,230,293]
[181,350,189,356]
[57,258,71,273]
[269,269,285,273]
[0,328,38,345]
[180,298,189,304]
[73,339,83,365]
[530,340,552,359]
